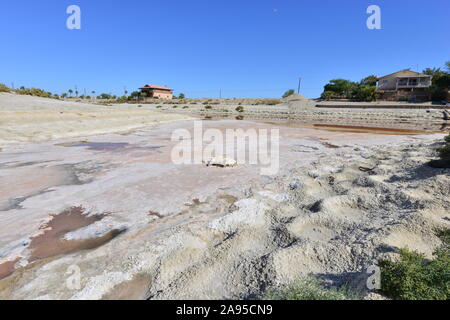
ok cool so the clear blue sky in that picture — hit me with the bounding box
[1,0,449,98]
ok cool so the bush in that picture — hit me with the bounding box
[98,93,113,100]
[282,89,295,98]
[0,83,11,92]
[235,106,244,113]
[353,85,378,102]
[264,276,358,300]
[15,87,52,98]
[430,85,448,101]
[438,144,450,159]
[205,105,212,110]
[321,91,335,100]
[444,135,450,144]
[429,133,450,168]
[379,231,450,300]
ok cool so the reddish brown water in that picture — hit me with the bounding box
[312,124,438,135]
[28,207,121,262]
[0,258,20,280]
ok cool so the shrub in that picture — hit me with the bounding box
[321,91,335,100]
[379,233,450,300]
[235,106,244,113]
[156,105,162,108]
[429,133,450,168]
[444,135,450,144]
[183,106,189,109]
[264,276,358,300]
[98,93,113,100]
[352,85,378,102]
[266,99,280,105]
[436,228,450,248]
[15,87,52,98]
[438,144,450,159]
[0,83,11,92]
[282,89,295,98]
[205,105,212,110]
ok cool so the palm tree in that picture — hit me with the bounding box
[75,90,79,97]
[68,89,73,97]
[91,91,96,99]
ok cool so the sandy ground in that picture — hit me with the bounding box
[0,94,449,300]
[0,93,193,145]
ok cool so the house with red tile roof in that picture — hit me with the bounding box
[139,84,173,100]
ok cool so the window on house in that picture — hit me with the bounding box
[398,79,408,86]
[408,79,418,86]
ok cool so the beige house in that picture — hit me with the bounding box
[377,69,432,102]
[139,84,173,100]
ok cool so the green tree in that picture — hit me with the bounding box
[61,93,67,98]
[360,75,378,87]
[352,85,377,102]
[423,67,444,77]
[130,91,140,99]
[68,89,73,97]
[99,93,112,99]
[323,79,358,99]
[425,64,450,101]
[178,93,185,99]
[282,89,295,98]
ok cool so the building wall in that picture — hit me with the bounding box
[152,89,173,99]
[378,88,430,102]
[378,77,398,90]
[141,89,173,100]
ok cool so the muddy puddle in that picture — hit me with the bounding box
[28,206,124,262]
[311,124,442,135]
[0,258,20,280]
[56,141,163,153]
[0,206,125,280]
[197,115,448,133]
[56,141,130,151]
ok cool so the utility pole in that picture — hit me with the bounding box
[297,77,302,94]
